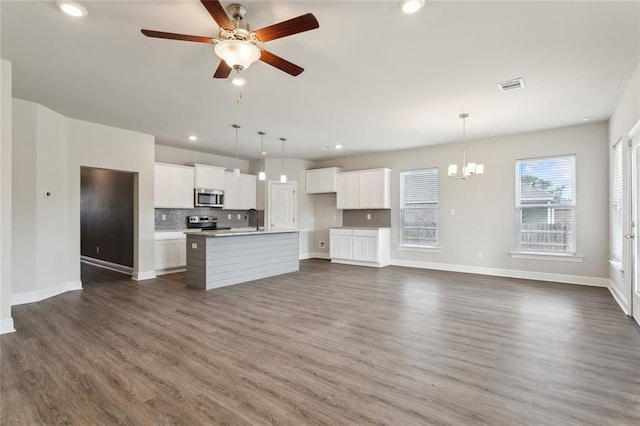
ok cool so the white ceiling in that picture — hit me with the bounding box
[2,1,639,161]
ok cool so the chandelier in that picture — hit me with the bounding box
[448,113,484,179]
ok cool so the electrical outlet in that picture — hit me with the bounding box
[228,214,232,220]
[450,208,456,216]
[96,246,100,253]
[476,251,482,259]
[161,214,166,221]
[237,213,241,220]
[191,243,198,249]
[319,241,326,249]
[366,214,371,220]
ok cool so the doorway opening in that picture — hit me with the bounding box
[80,167,135,276]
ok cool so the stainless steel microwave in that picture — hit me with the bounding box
[194,188,224,208]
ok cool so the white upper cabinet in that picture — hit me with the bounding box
[224,172,256,210]
[194,164,226,190]
[336,168,391,209]
[306,167,343,193]
[154,163,194,208]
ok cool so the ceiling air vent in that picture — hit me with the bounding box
[497,77,525,92]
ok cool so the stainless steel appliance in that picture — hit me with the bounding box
[187,215,230,231]
[194,188,224,208]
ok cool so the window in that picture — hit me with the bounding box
[400,169,438,247]
[515,155,576,254]
[611,141,623,262]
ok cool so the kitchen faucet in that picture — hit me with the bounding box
[244,208,259,231]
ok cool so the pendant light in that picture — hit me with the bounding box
[258,131,266,181]
[280,137,287,183]
[232,124,241,177]
[448,113,484,179]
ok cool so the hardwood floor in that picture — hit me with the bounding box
[2,260,639,425]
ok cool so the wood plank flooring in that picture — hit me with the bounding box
[1,260,640,425]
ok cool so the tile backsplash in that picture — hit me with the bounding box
[155,208,264,231]
[342,209,391,228]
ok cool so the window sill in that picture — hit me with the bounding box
[397,245,444,253]
[609,259,624,273]
[509,251,584,263]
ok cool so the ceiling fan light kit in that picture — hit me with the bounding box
[214,40,260,71]
[448,113,484,180]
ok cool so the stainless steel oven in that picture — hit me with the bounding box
[194,188,224,208]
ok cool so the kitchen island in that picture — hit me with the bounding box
[185,229,299,290]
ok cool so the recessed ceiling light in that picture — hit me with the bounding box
[56,0,87,17]
[230,76,246,87]
[582,116,592,121]
[188,135,198,141]
[322,144,343,151]
[399,0,425,14]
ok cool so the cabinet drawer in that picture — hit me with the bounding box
[330,228,353,236]
[353,229,378,237]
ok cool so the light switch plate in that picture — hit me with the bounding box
[191,243,197,249]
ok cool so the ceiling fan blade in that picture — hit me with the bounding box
[141,29,215,44]
[213,60,232,79]
[201,0,233,29]
[255,13,319,42]
[260,50,304,76]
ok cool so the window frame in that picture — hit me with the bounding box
[514,154,577,255]
[399,168,439,248]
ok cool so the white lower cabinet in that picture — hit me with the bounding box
[330,229,353,259]
[329,228,390,267]
[155,233,187,274]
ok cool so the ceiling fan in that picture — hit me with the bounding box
[141,0,319,78]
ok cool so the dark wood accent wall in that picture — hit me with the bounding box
[81,167,134,267]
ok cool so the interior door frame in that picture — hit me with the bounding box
[630,121,640,325]
[267,180,297,231]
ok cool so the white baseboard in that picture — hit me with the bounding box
[11,280,83,306]
[299,252,312,260]
[309,252,331,260]
[155,267,185,276]
[607,280,630,315]
[390,259,609,287]
[81,256,133,275]
[332,259,389,268]
[133,271,156,281]
[0,318,15,334]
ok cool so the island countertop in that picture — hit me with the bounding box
[191,229,299,238]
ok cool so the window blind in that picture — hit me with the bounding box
[612,142,623,262]
[515,155,576,253]
[400,169,438,246]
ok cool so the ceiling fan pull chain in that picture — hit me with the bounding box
[236,90,243,104]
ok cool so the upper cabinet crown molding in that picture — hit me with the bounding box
[336,168,391,209]
[306,167,343,193]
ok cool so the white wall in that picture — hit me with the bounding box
[10,98,156,306]
[155,144,249,172]
[314,122,610,284]
[609,59,640,313]
[68,118,156,280]
[0,59,14,333]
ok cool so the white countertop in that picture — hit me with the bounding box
[193,229,299,237]
[330,226,390,230]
